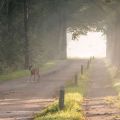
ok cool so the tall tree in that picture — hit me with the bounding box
[24,0,29,69]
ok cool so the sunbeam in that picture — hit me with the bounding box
[67,32,106,58]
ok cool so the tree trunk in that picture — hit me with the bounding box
[58,9,67,59]
[114,15,120,65]
[24,0,29,69]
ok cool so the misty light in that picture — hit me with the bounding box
[67,32,106,58]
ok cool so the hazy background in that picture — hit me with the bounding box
[67,32,106,58]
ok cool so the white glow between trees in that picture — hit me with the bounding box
[67,32,106,58]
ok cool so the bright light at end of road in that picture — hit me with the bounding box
[67,32,106,58]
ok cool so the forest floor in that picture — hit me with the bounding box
[0,59,87,120]
[83,60,120,120]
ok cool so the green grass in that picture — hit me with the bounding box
[104,59,120,108]
[40,61,57,71]
[34,72,88,120]
[0,70,30,81]
[66,73,88,96]
[105,96,120,109]
[0,61,57,81]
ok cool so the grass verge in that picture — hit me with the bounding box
[34,72,88,120]
[0,61,57,82]
[104,59,120,108]
[106,96,120,109]
[0,70,30,81]
[105,59,120,94]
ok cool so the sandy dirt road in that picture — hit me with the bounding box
[83,60,120,120]
[0,59,87,120]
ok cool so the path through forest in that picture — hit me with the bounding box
[83,60,120,120]
[0,60,87,120]
[0,59,120,120]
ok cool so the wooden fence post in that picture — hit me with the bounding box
[81,65,83,75]
[90,57,92,63]
[87,60,90,69]
[59,86,65,110]
[75,74,78,85]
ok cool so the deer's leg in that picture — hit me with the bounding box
[30,75,34,82]
[29,75,31,81]
[34,74,35,82]
[29,74,32,82]
[37,73,40,81]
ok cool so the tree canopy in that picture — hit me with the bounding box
[0,0,120,73]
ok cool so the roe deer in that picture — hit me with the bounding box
[29,65,40,81]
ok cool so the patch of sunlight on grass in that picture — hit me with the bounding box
[111,77,120,93]
[114,82,120,87]
[40,61,57,71]
[113,81,120,93]
[113,115,120,120]
[105,96,120,109]
[34,71,88,120]
[114,81,120,89]
[34,93,85,120]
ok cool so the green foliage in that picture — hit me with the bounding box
[34,72,88,120]
[0,0,120,72]
[34,94,84,120]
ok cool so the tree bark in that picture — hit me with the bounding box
[58,9,67,59]
[24,0,29,69]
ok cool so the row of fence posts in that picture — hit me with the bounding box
[59,56,94,110]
